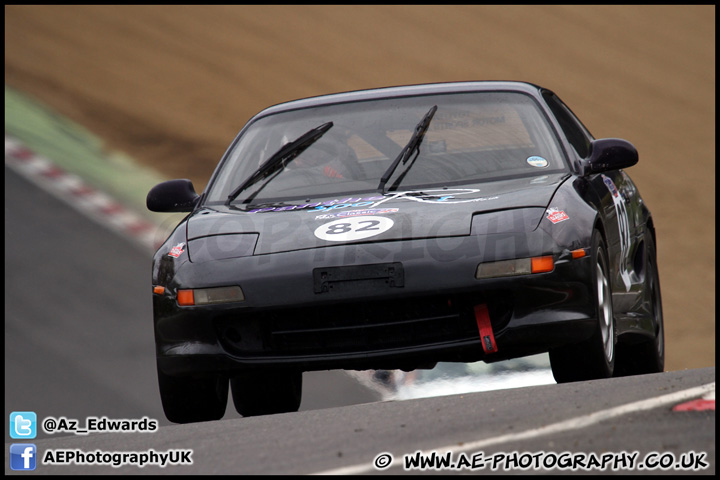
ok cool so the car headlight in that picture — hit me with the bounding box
[177,286,245,306]
[475,256,554,279]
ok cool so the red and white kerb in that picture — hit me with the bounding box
[5,135,161,251]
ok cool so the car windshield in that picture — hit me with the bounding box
[205,91,567,206]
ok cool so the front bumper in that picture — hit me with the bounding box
[153,234,596,376]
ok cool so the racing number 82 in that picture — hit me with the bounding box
[314,216,395,242]
[326,220,381,235]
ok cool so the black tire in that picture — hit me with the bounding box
[231,370,302,417]
[550,230,616,383]
[157,362,228,424]
[614,234,665,376]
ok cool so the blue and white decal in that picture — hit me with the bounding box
[526,156,549,168]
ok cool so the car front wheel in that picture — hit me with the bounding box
[157,362,228,424]
[550,230,616,383]
[231,370,302,417]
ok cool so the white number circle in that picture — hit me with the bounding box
[314,216,394,242]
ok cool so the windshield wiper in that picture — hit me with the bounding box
[377,105,437,193]
[226,121,334,205]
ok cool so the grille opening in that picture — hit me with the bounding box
[215,292,514,357]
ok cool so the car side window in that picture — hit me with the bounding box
[542,91,592,159]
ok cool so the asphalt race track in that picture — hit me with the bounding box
[4,164,715,474]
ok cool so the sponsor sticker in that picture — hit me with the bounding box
[168,242,185,258]
[546,208,569,224]
[601,174,632,291]
[315,208,399,220]
[602,175,619,197]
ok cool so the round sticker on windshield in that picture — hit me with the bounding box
[315,216,394,242]
[527,156,549,168]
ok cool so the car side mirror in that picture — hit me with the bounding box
[147,179,199,212]
[586,138,638,174]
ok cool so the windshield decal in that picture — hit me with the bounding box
[527,156,548,168]
[248,195,384,214]
[314,216,394,242]
[372,188,499,206]
[247,189,499,214]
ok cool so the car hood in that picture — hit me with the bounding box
[187,173,568,256]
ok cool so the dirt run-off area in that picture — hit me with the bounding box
[4,5,715,372]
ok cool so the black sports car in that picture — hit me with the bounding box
[148,81,664,423]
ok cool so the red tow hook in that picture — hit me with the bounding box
[474,304,497,354]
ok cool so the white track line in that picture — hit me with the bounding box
[315,381,715,475]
